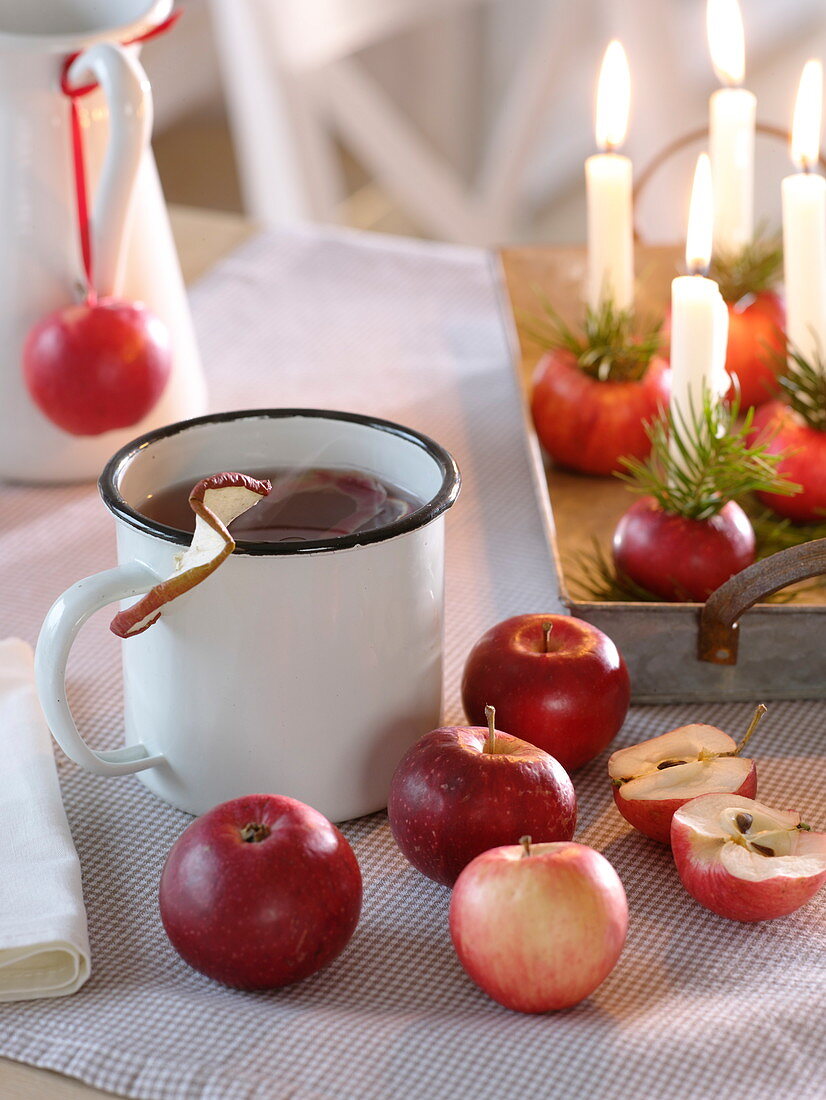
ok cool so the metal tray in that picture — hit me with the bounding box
[496,243,826,703]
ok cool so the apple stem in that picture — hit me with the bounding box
[520,835,532,858]
[240,822,271,843]
[542,621,553,653]
[735,703,767,756]
[484,704,496,754]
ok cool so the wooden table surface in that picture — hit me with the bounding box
[0,203,254,1100]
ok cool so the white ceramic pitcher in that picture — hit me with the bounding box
[0,0,206,483]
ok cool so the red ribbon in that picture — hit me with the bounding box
[60,10,182,297]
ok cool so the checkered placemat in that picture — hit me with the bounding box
[0,227,823,1100]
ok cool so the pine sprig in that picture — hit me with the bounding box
[567,541,664,603]
[522,292,662,383]
[709,227,783,304]
[618,392,800,521]
[569,535,816,604]
[778,345,826,432]
[747,502,826,556]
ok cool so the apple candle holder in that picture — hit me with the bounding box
[633,123,826,409]
[497,242,826,702]
[609,391,798,603]
[746,344,826,524]
[526,295,669,477]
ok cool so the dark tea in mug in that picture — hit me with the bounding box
[139,466,423,543]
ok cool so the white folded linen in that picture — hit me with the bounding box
[0,638,90,1001]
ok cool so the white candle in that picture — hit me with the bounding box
[585,40,634,312]
[707,0,755,253]
[670,154,730,437]
[782,59,826,367]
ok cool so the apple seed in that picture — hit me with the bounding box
[735,812,754,834]
[656,759,687,770]
[751,842,775,857]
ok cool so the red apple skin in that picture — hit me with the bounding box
[612,496,755,602]
[748,401,826,523]
[388,725,576,887]
[671,799,826,922]
[461,614,630,771]
[449,841,628,1013]
[723,291,785,408]
[612,763,757,844]
[159,794,362,990]
[530,349,671,476]
[23,297,172,436]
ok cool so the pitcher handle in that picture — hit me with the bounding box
[66,43,153,298]
[35,561,166,776]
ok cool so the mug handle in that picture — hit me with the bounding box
[66,43,153,298]
[35,561,167,776]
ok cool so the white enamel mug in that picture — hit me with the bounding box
[35,409,461,821]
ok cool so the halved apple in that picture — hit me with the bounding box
[608,720,758,843]
[671,792,826,921]
[110,472,271,638]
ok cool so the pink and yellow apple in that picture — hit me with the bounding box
[449,838,627,1012]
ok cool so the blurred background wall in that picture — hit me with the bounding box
[143,0,826,245]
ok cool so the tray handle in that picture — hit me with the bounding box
[698,538,826,665]
[633,122,826,243]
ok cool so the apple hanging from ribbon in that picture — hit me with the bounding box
[24,298,172,437]
[23,21,180,437]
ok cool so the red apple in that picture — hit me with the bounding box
[461,614,630,771]
[612,496,755,602]
[671,792,826,922]
[159,794,362,989]
[723,291,785,408]
[608,721,758,843]
[530,349,671,476]
[23,296,172,436]
[748,401,826,523]
[449,837,628,1012]
[388,706,576,886]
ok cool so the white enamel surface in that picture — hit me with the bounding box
[37,413,456,821]
[0,0,172,50]
[0,6,205,483]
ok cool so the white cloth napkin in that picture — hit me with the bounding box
[0,638,90,1001]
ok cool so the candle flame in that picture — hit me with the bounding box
[686,153,714,274]
[791,59,823,170]
[595,40,630,151]
[707,0,745,86]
